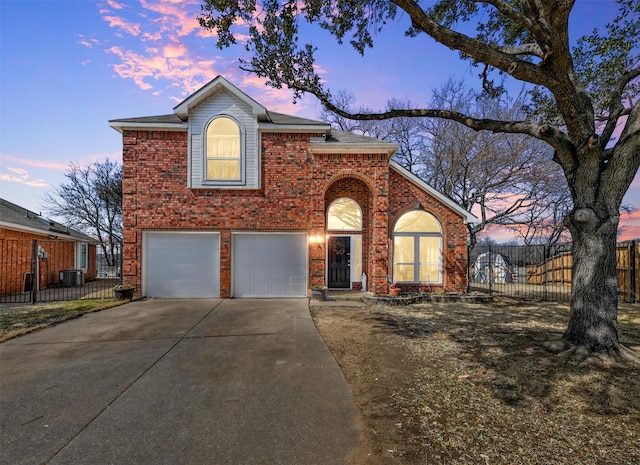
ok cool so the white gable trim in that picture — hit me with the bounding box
[173,76,267,120]
[389,160,477,224]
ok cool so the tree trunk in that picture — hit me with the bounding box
[564,208,619,351]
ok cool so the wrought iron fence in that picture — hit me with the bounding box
[468,240,638,303]
[0,238,122,304]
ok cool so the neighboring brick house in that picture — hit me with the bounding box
[0,198,97,295]
[109,76,475,298]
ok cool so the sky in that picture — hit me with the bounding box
[1,0,638,242]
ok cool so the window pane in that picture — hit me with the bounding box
[394,210,441,233]
[207,160,240,179]
[207,137,240,159]
[327,198,362,231]
[206,117,241,180]
[419,264,440,282]
[355,235,362,279]
[419,237,440,263]
[394,264,414,282]
[393,236,414,263]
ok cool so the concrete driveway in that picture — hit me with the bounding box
[0,299,362,465]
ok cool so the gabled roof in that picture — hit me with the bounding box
[389,161,478,224]
[109,76,331,134]
[0,198,95,241]
[174,75,267,120]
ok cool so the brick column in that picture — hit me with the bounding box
[370,176,390,295]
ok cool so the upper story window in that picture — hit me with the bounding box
[205,116,242,182]
[327,198,362,231]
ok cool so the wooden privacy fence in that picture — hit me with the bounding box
[526,240,638,303]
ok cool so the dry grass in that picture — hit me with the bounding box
[0,299,126,342]
[312,300,640,465]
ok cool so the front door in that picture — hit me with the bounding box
[328,236,350,288]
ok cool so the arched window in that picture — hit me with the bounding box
[205,116,241,181]
[327,198,362,231]
[393,210,442,283]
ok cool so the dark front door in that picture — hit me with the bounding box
[328,236,350,288]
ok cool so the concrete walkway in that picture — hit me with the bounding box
[0,299,362,465]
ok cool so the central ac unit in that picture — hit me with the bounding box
[60,269,84,287]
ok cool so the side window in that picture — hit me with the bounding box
[205,116,242,182]
[393,210,442,283]
[80,243,87,269]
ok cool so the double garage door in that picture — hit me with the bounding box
[144,232,307,298]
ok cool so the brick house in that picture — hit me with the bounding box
[109,76,475,298]
[0,198,97,295]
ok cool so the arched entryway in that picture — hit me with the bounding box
[325,177,372,289]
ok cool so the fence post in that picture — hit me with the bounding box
[631,240,637,303]
[30,239,38,304]
[488,245,493,296]
[467,244,471,294]
[119,241,124,286]
[543,245,549,301]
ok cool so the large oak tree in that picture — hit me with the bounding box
[199,0,640,360]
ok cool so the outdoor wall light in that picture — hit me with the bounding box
[309,234,326,244]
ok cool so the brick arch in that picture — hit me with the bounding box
[324,177,372,219]
[321,171,376,197]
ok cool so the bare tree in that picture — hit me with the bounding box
[421,80,571,246]
[44,159,122,265]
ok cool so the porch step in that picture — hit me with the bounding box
[326,291,368,302]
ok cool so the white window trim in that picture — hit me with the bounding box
[76,242,88,272]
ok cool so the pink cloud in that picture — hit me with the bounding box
[77,34,101,48]
[1,154,68,171]
[100,0,228,95]
[106,44,221,95]
[238,74,314,116]
[163,44,186,58]
[0,167,48,188]
[106,0,125,9]
[97,1,315,116]
[138,0,203,38]
[103,15,141,36]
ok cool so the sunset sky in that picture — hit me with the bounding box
[1,0,638,242]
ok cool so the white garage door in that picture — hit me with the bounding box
[233,233,307,297]
[144,232,220,298]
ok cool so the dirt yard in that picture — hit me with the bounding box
[310,299,640,465]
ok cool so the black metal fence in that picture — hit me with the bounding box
[0,239,122,305]
[468,240,638,303]
[3,237,637,305]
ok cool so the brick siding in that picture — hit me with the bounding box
[0,229,95,294]
[122,130,469,296]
